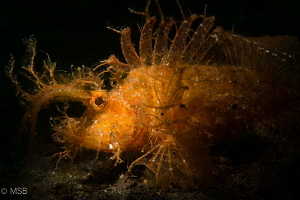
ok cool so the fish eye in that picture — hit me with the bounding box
[89,91,107,110]
[95,97,104,106]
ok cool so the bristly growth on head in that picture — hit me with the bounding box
[7,1,300,189]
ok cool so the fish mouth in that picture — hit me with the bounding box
[6,36,109,146]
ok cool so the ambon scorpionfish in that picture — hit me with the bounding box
[7,1,300,188]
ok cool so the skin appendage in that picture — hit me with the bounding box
[7,2,300,188]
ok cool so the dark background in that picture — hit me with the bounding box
[1,0,299,68]
[1,0,300,199]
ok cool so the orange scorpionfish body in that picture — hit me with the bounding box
[8,3,300,188]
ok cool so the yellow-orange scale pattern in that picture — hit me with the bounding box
[7,4,300,188]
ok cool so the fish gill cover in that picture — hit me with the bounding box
[3,0,300,197]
